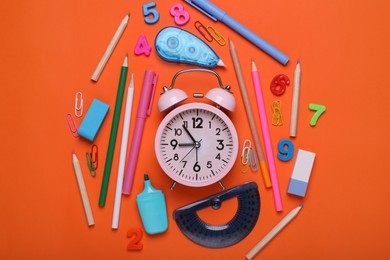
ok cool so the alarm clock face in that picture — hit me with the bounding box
[155,103,238,187]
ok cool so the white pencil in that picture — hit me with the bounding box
[112,73,134,229]
[72,151,95,226]
[246,204,303,259]
[290,60,301,137]
[91,13,130,82]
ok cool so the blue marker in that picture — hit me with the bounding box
[136,174,168,235]
[185,0,289,65]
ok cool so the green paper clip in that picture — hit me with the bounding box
[86,152,97,177]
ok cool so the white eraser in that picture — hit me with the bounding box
[288,149,316,197]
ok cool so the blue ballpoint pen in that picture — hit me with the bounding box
[184,0,289,65]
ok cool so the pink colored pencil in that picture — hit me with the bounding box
[251,59,282,212]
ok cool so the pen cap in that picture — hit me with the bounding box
[185,0,225,21]
[138,70,157,118]
[136,174,168,234]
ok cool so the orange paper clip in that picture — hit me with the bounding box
[272,100,283,126]
[194,21,213,42]
[207,26,226,46]
[91,144,98,169]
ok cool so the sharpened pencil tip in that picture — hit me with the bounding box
[129,73,134,88]
[229,39,235,49]
[299,203,304,208]
[251,58,257,71]
[297,59,300,64]
[123,55,128,67]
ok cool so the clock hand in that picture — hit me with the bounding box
[182,124,197,143]
[179,143,195,147]
[196,145,198,162]
[195,139,203,162]
[179,139,202,162]
[180,146,196,162]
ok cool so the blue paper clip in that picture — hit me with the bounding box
[248,147,258,172]
[241,139,258,173]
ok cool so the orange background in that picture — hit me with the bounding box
[1,0,390,259]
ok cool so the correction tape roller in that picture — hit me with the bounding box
[155,26,225,68]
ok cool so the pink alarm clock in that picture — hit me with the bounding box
[154,69,238,188]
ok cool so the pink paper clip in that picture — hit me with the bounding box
[66,113,79,138]
[194,21,213,42]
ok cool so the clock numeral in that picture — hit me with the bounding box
[193,162,201,172]
[216,140,225,150]
[170,139,178,150]
[173,153,179,161]
[183,121,188,128]
[174,128,182,136]
[207,161,212,169]
[192,117,203,128]
[215,128,221,135]
[215,153,221,160]
[181,160,187,168]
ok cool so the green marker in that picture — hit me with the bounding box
[99,54,128,207]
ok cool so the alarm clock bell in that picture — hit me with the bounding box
[157,68,236,112]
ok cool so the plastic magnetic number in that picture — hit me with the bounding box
[127,227,143,251]
[143,2,160,24]
[134,35,152,56]
[277,139,294,161]
[309,104,326,126]
[170,3,190,26]
[270,74,290,96]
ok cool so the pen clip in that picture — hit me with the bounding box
[184,0,217,21]
[147,73,158,116]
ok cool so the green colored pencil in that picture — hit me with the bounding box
[99,54,128,207]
